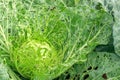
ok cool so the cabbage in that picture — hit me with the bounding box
[0,0,113,80]
[12,40,59,79]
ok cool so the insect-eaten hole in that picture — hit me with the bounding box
[102,73,107,79]
[73,74,80,80]
[94,66,98,70]
[83,74,89,80]
[87,66,92,70]
[65,74,70,79]
[83,70,87,73]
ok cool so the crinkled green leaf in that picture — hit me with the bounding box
[94,0,120,56]
[112,0,120,56]
[79,52,120,80]
[57,52,120,80]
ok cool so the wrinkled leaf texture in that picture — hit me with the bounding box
[0,0,113,80]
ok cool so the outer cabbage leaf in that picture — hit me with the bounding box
[80,52,120,80]
[0,59,10,80]
[112,0,120,56]
[57,52,120,80]
[93,0,120,56]
[0,57,21,80]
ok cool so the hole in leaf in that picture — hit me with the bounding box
[102,73,107,79]
[94,66,98,70]
[83,74,89,80]
[73,74,80,80]
[65,74,70,79]
[87,66,92,70]
[83,70,87,73]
